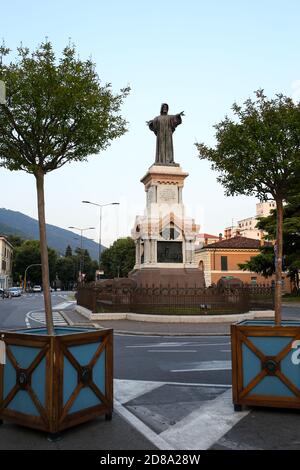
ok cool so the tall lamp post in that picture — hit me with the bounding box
[68,226,95,282]
[82,201,120,278]
[24,263,42,292]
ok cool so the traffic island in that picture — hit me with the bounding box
[0,326,113,438]
[231,320,300,411]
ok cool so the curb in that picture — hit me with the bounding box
[109,330,231,337]
[59,311,230,336]
[59,310,101,329]
[75,305,275,323]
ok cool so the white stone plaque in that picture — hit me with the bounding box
[157,185,178,204]
[147,186,156,205]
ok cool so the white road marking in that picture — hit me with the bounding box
[114,379,231,401]
[114,379,243,450]
[114,399,175,451]
[171,360,231,373]
[160,388,248,450]
[26,311,68,327]
[24,299,74,328]
[52,301,75,310]
[126,342,230,349]
[114,379,164,404]
[148,350,198,353]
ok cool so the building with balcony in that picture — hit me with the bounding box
[0,236,13,289]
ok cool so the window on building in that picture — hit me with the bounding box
[221,256,228,271]
[251,277,257,286]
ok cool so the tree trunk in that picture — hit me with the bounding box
[35,170,54,335]
[275,198,283,325]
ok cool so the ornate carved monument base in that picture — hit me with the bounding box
[129,267,204,288]
[129,164,205,288]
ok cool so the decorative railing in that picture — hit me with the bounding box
[76,281,274,315]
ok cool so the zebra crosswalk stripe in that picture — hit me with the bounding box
[25,310,68,327]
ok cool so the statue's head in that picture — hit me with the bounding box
[160,103,169,115]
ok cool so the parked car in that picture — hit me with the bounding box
[32,285,42,293]
[0,288,9,298]
[8,287,22,297]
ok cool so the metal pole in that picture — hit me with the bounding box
[24,263,42,291]
[68,226,95,283]
[80,229,83,282]
[99,206,102,273]
[81,201,119,280]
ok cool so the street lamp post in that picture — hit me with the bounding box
[68,226,95,282]
[24,263,42,292]
[82,201,119,279]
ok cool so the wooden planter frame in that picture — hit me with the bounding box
[231,321,300,410]
[0,327,113,435]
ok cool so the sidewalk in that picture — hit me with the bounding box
[0,308,231,451]
[62,308,231,336]
[0,410,157,450]
[2,307,299,450]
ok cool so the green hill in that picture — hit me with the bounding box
[0,208,102,260]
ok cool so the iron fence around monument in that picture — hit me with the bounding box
[76,283,274,315]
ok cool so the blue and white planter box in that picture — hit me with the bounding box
[0,326,113,435]
[231,320,300,410]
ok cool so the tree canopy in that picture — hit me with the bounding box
[239,194,300,290]
[101,237,135,279]
[0,40,129,334]
[13,239,57,285]
[0,40,130,175]
[196,90,300,202]
[196,90,300,324]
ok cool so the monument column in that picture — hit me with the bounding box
[129,103,205,288]
[144,238,151,264]
[135,240,140,268]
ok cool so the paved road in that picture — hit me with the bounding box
[111,305,300,450]
[115,334,232,385]
[1,301,300,450]
[0,291,75,329]
[113,333,235,449]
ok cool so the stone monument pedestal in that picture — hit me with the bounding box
[129,164,205,288]
[129,267,204,288]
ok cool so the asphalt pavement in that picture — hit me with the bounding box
[1,301,300,450]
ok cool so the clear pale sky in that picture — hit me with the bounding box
[1,0,300,247]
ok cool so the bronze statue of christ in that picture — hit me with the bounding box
[147,103,184,165]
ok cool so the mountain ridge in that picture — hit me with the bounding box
[0,208,102,260]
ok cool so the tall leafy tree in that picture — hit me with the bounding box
[13,239,57,285]
[65,245,73,257]
[6,234,24,248]
[238,245,275,279]
[101,237,135,279]
[197,90,300,324]
[0,41,129,334]
[55,256,76,290]
[239,194,300,290]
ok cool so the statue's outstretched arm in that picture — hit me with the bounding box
[147,119,157,135]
